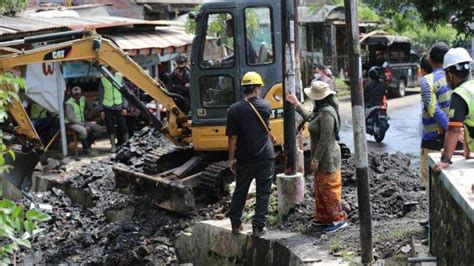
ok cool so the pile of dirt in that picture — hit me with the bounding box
[113,127,175,171]
[18,127,427,263]
[275,151,428,259]
[19,128,230,264]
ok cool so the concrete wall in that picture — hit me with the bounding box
[175,220,341,265]
[431,173,474,264]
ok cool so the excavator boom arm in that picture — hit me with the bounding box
[0,30,190,145]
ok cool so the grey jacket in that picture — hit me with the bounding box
[296,103,341,173]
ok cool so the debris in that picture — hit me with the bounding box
[400,244,411,254]
[17,126,427,264]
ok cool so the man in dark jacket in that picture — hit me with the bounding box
[226,71,274,237]
[168,54,190,108]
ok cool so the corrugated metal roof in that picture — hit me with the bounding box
[106,26,194,56]
[0,15,156,37]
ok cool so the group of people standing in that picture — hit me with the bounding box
[418,43,473,180]
[226,67,347,237]
[224,44,474,238]
[30,54,191,156]
[64,69,130,155]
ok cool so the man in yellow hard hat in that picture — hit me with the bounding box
[226,71,274,237]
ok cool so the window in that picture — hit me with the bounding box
[245,7,274,65]
[200,13,235,68]
[311,25,323,51]
[199,75,234,107]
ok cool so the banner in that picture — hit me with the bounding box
[25,62,66,114]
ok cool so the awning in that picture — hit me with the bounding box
[106,26,194,56]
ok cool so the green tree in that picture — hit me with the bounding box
[366,0,472,36]
[309,0,380,21]
[410,0,472,36]
[0,0,28,16]
[378,9,459,51]
[0,199,51,265]
[0,73,24,175]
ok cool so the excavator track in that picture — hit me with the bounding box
[199,161,234,199]
[143,145,195,174]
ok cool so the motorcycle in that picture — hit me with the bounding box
[365,95,390,143]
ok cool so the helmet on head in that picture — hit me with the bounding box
[175,54,187,64]
[241,72,264,87]
[443,47,472,70]
[368,66,381,80]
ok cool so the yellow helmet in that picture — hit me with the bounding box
[241,71,264,87]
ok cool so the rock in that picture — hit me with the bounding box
[215,213,225,220]
[341,200,351,213]
[154,237,172,246]
[44,158,61,171]
[157,245,169,251]
[136,246,150,257]
[400,244,411,254]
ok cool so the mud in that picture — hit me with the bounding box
[113,127,174,171]
[275,152,428,259]
[18,128,427,264]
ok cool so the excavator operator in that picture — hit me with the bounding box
[168,54,191,108]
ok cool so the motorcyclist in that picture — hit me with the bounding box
[364,66,387,108]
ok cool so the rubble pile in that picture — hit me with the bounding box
[20,144,230,264]
[113,127,174,171]
[21,157,186,264]
[277,152,427,230]
[18,125,427,264]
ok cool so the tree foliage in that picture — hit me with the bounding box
[367,0,472,36]
[0,199,51,265]
[0,0,28,16]
[410,0,472,37]
[0,73,24,175]
[309,0,380,21]
[378,9,459,51]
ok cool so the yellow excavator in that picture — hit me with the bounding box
[0,21,285,211]
[1,0,348,211]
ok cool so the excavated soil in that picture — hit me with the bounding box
[275,152,428,259]
[18,127,428,264]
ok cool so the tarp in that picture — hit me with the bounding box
[25,62,66,113]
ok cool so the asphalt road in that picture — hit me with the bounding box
[338,90,422,168]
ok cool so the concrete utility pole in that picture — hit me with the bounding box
[282,0,297,175]
[343,0,374,264]
[277,0,305,216]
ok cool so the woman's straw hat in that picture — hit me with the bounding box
[304,80,335,100]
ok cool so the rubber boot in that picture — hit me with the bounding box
[81,138,91,155]
[109,134,117,153]
[123,133,129,143]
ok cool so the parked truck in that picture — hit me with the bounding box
[362,34,420,97]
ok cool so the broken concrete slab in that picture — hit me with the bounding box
[175,219,347,265]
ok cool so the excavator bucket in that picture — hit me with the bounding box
[113,156,202,213]
[3,149,39,192]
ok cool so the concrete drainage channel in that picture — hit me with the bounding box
[175,220,344,265]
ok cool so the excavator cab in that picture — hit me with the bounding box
[190,0,284,151]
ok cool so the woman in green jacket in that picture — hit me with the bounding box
[286,80,347,233]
